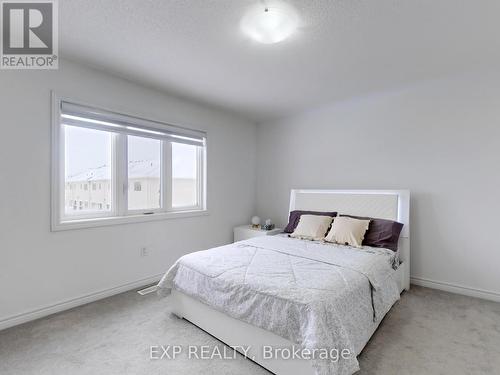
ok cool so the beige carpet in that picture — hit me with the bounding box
[1,285,499,374]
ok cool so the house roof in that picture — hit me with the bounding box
[67,160,160,182]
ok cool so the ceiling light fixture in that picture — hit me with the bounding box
[240,2,299,44]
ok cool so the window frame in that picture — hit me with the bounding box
[51,92,208,231]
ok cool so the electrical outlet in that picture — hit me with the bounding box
[140,247,149,257]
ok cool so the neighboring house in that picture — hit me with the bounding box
[65,160,161,213]
[65,160,196,213]
[127,160,162,210]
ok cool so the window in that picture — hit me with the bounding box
[64,126,113,216]
[128,135,160,210]
[172,142,201,208]
[52,98,207,230]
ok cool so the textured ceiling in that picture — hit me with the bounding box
[60,0,500,122]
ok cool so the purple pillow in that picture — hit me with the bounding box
[284,210,337,233]
[340,214,404,251]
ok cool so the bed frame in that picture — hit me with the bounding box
[170,189,410,374]
[288,189,410,292]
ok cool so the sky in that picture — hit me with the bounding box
[64,126,197,179]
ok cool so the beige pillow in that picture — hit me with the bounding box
[290,215,333,240]
[325,216,370,247]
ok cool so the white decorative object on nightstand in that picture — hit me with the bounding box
[251,216,261,227]
[233,225,282,242]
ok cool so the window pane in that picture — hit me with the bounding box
[64,126,113,216]
[128,136,161,210]
[172,142,198,208]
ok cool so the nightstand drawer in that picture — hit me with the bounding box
[233,225,282,242]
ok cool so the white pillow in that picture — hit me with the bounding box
[325,216,370,247]
[290,215,333,240]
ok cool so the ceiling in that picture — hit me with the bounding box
[60,0,500,123]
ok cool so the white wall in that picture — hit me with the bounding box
[256,71,500,300]
[0,60,257,327]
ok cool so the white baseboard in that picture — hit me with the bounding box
[3,274,497,332]
[411,276,500,303]
[0,274,163,331]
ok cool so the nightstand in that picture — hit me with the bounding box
[233,225,283,242]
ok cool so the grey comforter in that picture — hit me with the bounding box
[158,235,400,374]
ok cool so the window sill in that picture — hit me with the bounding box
[51,209,209,232]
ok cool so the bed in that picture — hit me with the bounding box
[158,189,410,375]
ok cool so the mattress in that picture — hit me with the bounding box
[158,235,400,375]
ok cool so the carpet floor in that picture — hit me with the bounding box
[1,285,499,374]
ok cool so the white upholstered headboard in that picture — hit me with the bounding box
[289,189,410,291]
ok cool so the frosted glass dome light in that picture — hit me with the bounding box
[241,2,299,44]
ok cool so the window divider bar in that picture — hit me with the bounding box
[163,141,173,211]
[57,123,66,224]
[196,146,203,209]
[196,142,207,211]
[115,133,128,216]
